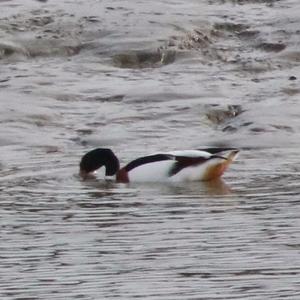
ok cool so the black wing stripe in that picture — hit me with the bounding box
[169,155,227,177]
[198,147,237,154]
[125,154,173,172]
[169,156,208,176]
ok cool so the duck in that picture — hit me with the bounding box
[79,147,239,183]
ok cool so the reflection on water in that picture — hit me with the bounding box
[1,0,300,299]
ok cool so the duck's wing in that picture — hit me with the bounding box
[198,147,238,155]
[124,150,212,172]
[168,149,239,181]
[124,153,174,172]
[124,150,218,179]
[167,150,222,177]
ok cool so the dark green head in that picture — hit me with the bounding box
[79,148,120,176]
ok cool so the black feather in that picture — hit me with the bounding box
[124,154,172,172]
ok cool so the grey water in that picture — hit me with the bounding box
[1,0,300,299]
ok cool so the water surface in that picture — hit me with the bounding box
[1,0,300,299]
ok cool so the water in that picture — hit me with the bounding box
[1,0,300,299]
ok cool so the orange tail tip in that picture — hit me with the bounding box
[203,149,239,181]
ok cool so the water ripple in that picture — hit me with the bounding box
[1,0,300,299]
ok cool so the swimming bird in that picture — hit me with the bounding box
[79,147,239,183]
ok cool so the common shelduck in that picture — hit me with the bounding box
[79,148,239,182]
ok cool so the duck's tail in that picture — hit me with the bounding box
[202,149,239,181]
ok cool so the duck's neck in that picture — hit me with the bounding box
[115,168,130,183]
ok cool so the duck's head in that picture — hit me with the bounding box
[79,148,120,178]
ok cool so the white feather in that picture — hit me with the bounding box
[165,149,212,158]
[128,160,175,182]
